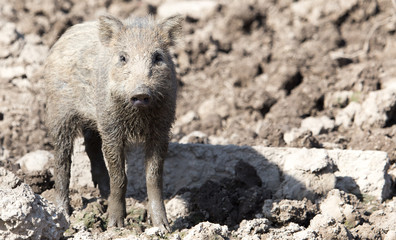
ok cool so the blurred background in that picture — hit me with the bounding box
[1,0,396,164]
[1,0,396,238]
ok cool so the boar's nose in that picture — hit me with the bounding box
[131,94,150,107]
[131,85,151,107]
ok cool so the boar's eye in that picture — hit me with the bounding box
[152,51,164,65]
[119,52,128,64]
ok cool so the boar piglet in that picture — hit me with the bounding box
[44,14,183,231]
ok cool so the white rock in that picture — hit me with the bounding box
[324,91,354,108]
[291,0,358,25]
[319,189,361,228]
[292,229,319,240]
[283,148,332,173]
[273,168,335,201]
[300,116,335,136]
[273,148,336,200]
[177,110,199,126]
[384,230,396,240]
[179,131,209,144]
[265,222,318,240]
[308,214,352,239]
[330,150,391,201]
[354,88,396,129]
[0,22,18,45]
[126,144,281,199]
[24,63,41,79]
[284,116,335,144]
[0,167,69,240]
[197,96,230,119]
[17,150,53,173]
[369,197,396,233]
[183,222,229,240]
[0,65,25,80]
[158,1,219,20]
[19,42,49,64]
[165,193,190,222]
[283,127,306,145]
[262,199,315,224]
[144,227,162,236]
[125,144,391,202]
[335,101,361,128]
[69,142,391,202]
[0,44,11,58]
[234,218,270,237]
[70,230,94,240]
[382,77,396,90]
[11,78,32,89]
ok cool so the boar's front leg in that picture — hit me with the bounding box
[145,139,170,232]
[101,136,127,228]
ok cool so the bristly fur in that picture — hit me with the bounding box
[44,14,183,230]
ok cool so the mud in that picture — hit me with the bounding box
[1,0,396,239]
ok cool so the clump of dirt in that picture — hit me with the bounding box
[188,160,269,228]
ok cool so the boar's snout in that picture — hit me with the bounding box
[131,85,152,107]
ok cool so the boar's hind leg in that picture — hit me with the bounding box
[52,116,79,215]
[145,139,170,232]
[83,128,110,198]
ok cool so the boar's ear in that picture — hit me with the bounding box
[99,15,123,46]
[159,15,183,47]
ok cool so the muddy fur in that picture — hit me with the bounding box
[44,14,183,231]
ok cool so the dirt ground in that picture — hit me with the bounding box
[1,0,396,239]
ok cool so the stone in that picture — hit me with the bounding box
[263,222,318,240]
[385,230,396,240]
[0,167,69,240]
[285,129,321,148]
[68,142,391,202]
[308,214,353,239]
[125,144,281,199]
[19,42,49,64]
[157,1,219,20]
[234,218,270,237]
[0,65,25,80]
[324,91,354,108]
[271,147,336,200]
[16,150,53,173]
[165,193,191,223]
[369,198,396,233]
[179,131,209,144]
[284,128,309,145]
[330,150,391,201]
[300,116,335,136]
[354,88,396,129]
[144,227,162,237]
[284,116,335,145]
[291,0,358,25]
[124,144,391,202]
[176,110,199,126]
[319,189,361,228]
[335,102,361,129]
[198,97,230,119]
[183,222,229,240]
[0,22,18,45]
[262,199,317,225]
[67,142,391,205]
[351,223,382,240]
